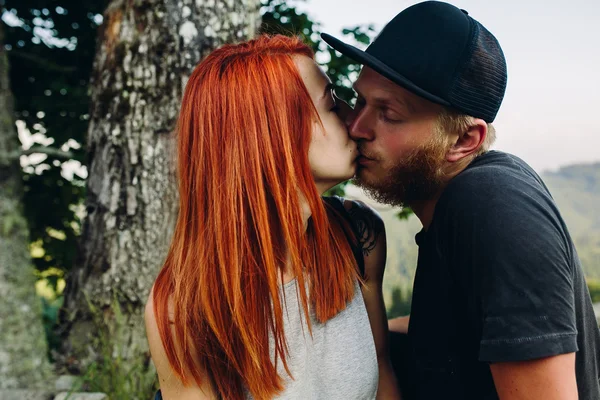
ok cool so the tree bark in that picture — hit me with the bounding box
[55,0,260,387]
[0,21,54,389]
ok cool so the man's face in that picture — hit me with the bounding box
[348,67,450,207]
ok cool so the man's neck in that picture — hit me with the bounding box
[410,194,441,231]
[411,157,475,230]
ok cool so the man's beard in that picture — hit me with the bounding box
[353,135,449,207]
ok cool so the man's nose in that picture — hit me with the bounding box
[347,106,373,141]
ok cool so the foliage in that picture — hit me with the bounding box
[325,181,348,197]
[2,0,380,286]
[260,0,375,104]
[40,294,63,361]
[386,285,412,319]
[396,207,413,220]
[587,279,600,303]
[2,0,105,284]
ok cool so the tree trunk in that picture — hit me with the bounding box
[0,21,54,389]
[55,0,260,390]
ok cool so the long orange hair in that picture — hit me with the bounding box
[153,35,359,399]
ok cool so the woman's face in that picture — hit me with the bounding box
[294,55,358,193]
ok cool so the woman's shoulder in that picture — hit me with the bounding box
[323,195,383,224]
[144,285,216,400]
[334,197,385,252]
[324,196,387,279]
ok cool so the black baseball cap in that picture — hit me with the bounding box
[321,1,507,122]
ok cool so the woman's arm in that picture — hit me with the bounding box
[145,285,217,400]
[344,200,402,400]
[388,315,410,334]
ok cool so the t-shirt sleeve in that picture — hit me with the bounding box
[442,169,578,363]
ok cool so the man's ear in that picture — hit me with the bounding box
[446,119,487,162]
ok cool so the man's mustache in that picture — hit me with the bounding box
[357,145,377,161]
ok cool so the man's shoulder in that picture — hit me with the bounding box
[453,151,538,186]
[436,151,553,224]
[443,151,543,203]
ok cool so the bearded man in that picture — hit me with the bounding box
[323,1,600,399]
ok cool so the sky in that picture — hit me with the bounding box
[298,0,600,173]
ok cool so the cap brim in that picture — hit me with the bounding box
[320,33,451,107]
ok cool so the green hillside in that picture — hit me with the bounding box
[346,161,600,305]
[542,163,600,279]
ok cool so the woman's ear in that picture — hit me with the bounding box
[446,119,487,163]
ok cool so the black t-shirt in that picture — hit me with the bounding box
[407,151,600,399]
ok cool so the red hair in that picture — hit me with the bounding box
[153,35,359,399]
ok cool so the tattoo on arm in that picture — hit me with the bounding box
[347,201,382,256]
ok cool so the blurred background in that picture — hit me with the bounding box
[0,0,598,398]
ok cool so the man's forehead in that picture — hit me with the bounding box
[353,68,438,113]
[354,67,393,86]
[354,68,405,97]
[353,71,411,110]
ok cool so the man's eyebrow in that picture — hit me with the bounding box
[353,85,415,113]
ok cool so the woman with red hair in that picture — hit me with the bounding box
[145,35,400,400]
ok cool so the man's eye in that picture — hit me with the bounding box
[381,111,402,124]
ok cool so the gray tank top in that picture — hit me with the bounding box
[247,279,379,399]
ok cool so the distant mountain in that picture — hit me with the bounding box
[345,161,600,304]
[542,163,600,279]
